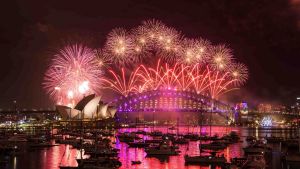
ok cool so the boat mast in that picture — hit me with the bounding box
[80,107,84,163]
[199,100,203,156]
[177,117,179,137]
[210,100,213,137]
[152,110,155,132]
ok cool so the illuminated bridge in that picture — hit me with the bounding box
[111,89,234,123]
[110,90,300,125]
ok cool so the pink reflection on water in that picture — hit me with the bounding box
[39,144,79,169]
[59,145,79,167]
[12,126,242,169]
[117,126,242,169]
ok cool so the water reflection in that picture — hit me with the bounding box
[13,156,16,169]
[117,126,242,169]
[4,126,298,169]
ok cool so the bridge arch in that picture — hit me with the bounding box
[112,89,232,114]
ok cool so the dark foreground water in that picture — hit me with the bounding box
[3,126,298,169]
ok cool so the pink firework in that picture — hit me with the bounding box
[101,67,142,96]
[43,44,102,107]
[190,65,212,94]
[101,59,247,99]
[207,70,236,99]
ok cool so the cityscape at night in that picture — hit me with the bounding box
[1,0,300,169]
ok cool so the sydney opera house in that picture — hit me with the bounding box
[56,94,117,120]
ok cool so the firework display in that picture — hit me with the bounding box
[102,60,246,99]
[44,20,248,106]
[101,20,248,99]
[43,44,102,107]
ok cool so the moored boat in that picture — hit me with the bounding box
[149,130,163,137]
[173,137,188,144]
[127,140,150,148]
[184,154,226,164]
[145,140,180,155]
[117,132,139,143]
[131,160,142,165]
[200,141,227,150]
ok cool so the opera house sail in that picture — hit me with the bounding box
[56,94,116,120]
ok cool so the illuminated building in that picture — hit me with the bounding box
[235,102,249,124]
[257,104,272,113]
[56,94,116,120]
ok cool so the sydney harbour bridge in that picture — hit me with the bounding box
[111,89,234,124]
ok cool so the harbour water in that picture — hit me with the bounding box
[3,126,298,169]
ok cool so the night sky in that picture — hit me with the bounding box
[1,0,300,109]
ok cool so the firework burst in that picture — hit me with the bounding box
[179,38,211,65]
[230,63,248,85]
[94,49,112,68]
[131,19,182,62]
[44,19,249,104]
[43,44,102,107]
[209,45,233,71]
[104,28,135,65]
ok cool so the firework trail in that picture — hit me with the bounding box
[101,59,247,99]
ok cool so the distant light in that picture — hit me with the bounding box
[261,116,272,127]
[297,97,300,100]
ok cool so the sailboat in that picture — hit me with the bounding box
[184,101,226,165]
[173,117,188,144]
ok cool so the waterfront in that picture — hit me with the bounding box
[2,126,298,169]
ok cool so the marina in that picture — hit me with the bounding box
[0,126,299,169]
